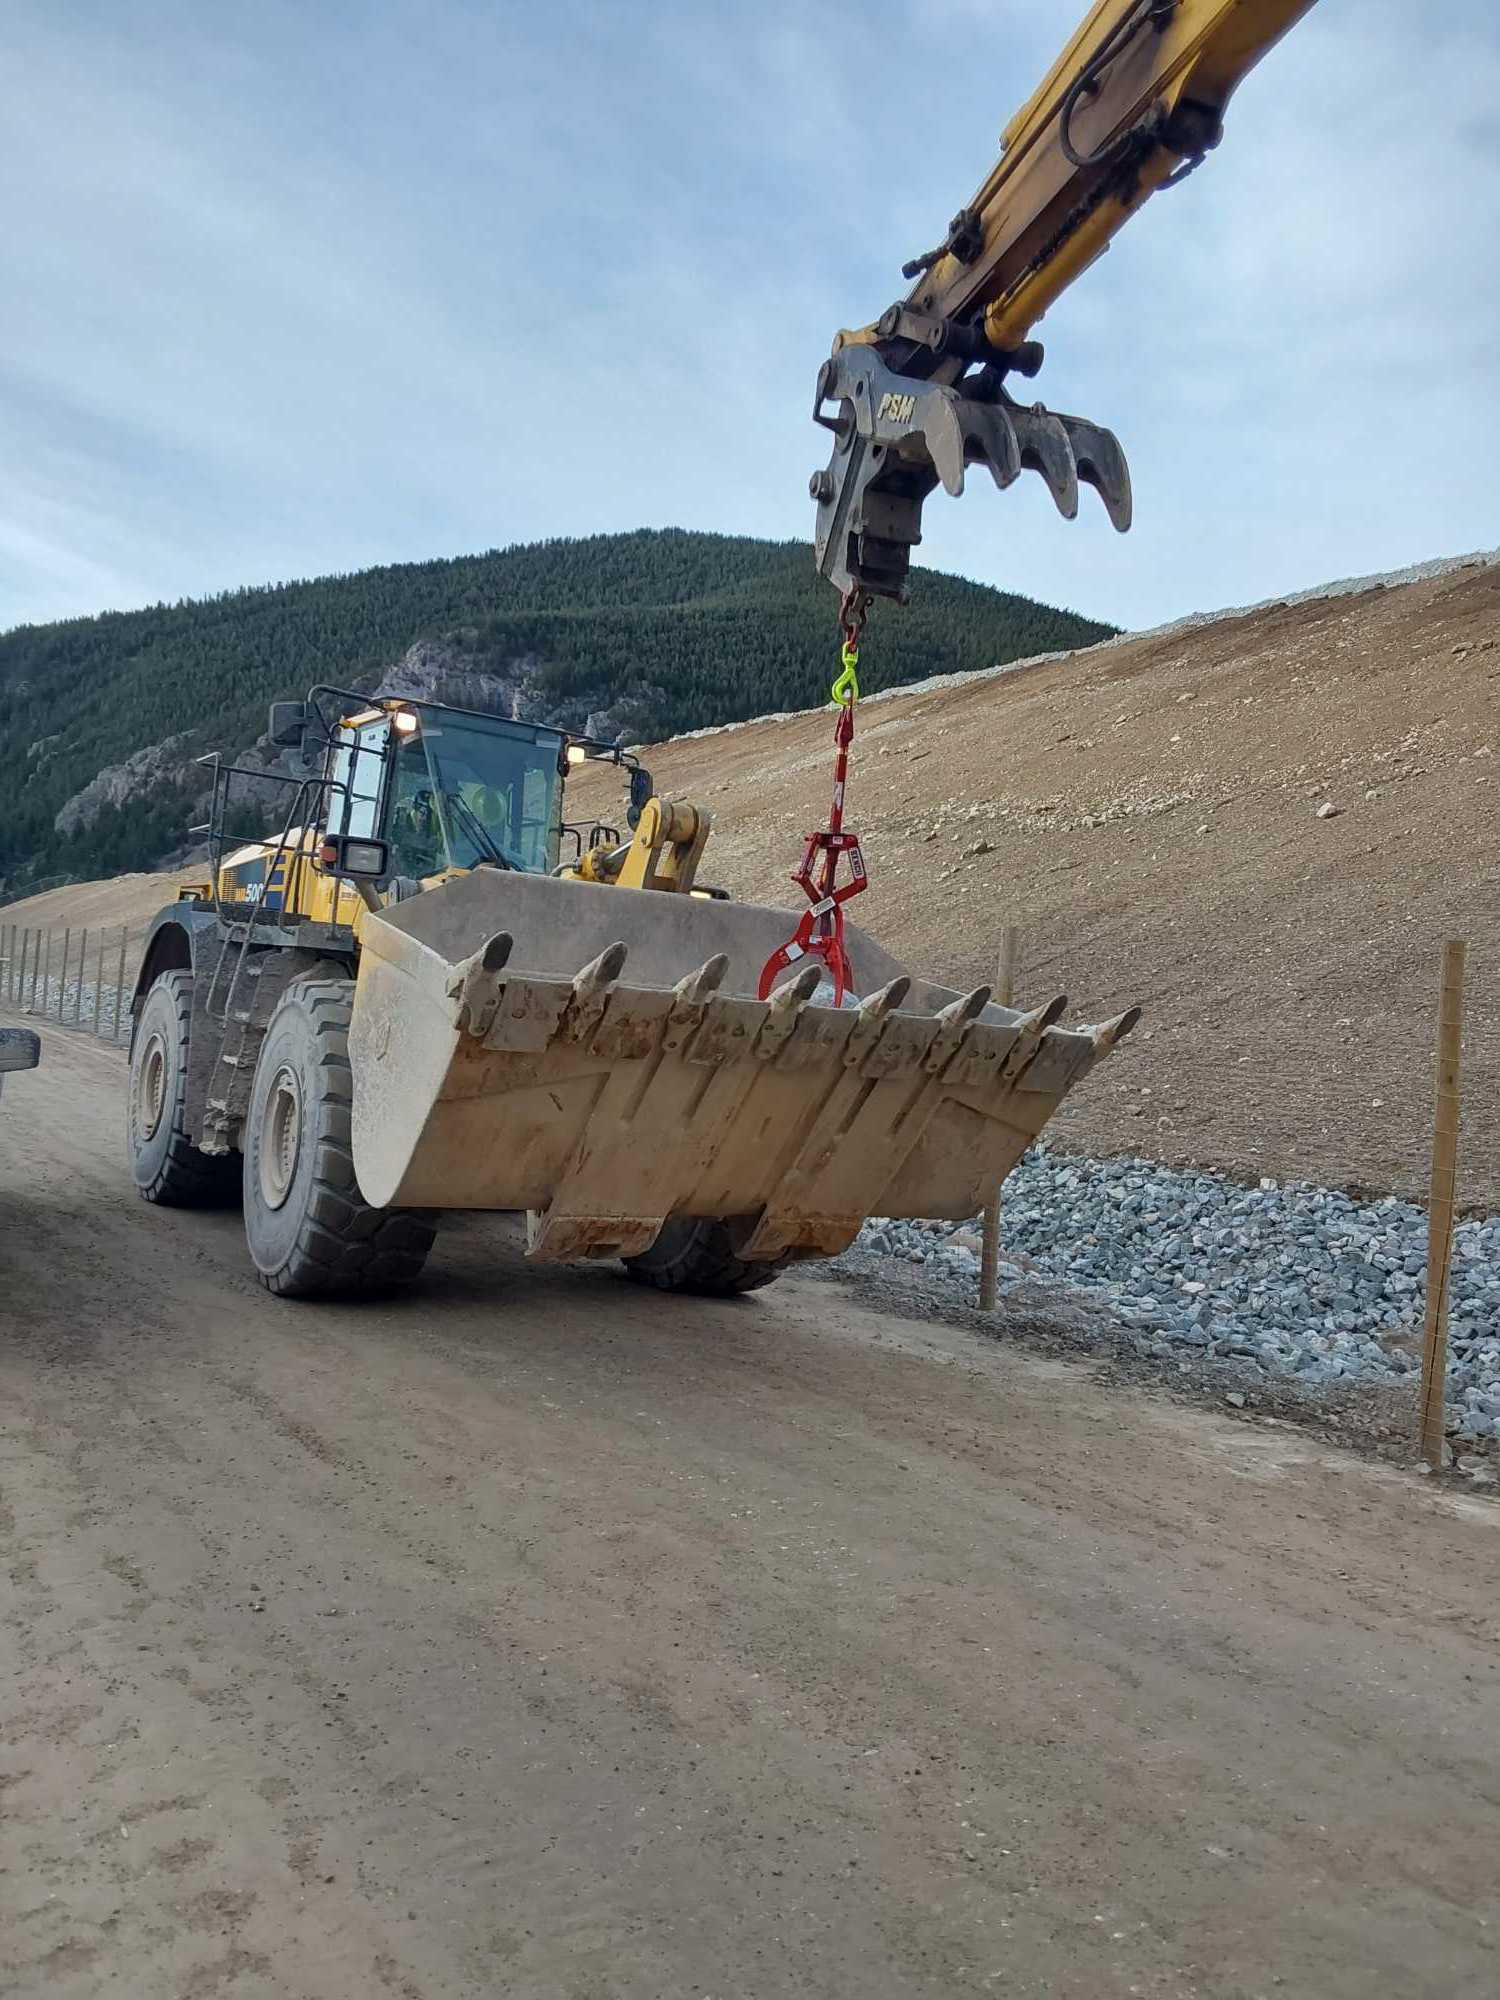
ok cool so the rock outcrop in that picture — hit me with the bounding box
[53,733,199,836]
[50,633,671,853]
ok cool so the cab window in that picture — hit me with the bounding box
[387,712,562,877]
[326,720,389,842]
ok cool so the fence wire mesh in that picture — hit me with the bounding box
[0,923,136,1042]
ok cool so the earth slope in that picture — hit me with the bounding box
[572,554,1500,1206]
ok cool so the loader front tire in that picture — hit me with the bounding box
[128,970,241,1207]
[242,979,436,1299]
[622,1218,786,1297]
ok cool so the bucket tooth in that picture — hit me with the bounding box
[454,930,517,1037]
[573,941,629,998]
[561,940,630,1043]
[937,985,993,1031]
[674,953,730,1004]
[843,976,912,1065]
[859,975,910,1020]
[1091,1005,1142,1057]
[923,984,995,1074]
[768,964,823,1013]
[757,963,823,1058]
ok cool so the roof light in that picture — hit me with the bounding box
[393,710,419,734]
[566,743,589,766]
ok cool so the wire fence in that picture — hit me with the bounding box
[0,874,77,911]
[0,922,138,1043]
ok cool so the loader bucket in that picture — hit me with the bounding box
[347,870,1137,1265]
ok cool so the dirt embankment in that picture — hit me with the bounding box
[574,559,1500,1207]
[1,869,199,956]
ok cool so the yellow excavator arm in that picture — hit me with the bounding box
[812,0,1319,602]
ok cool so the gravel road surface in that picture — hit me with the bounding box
[4,1022,1499,1999]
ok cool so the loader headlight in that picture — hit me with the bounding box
[566,744,589,766]
[392,710,419,734]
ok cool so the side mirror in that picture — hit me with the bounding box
[627,766,654,829]
[317,834,390,880]
[269,700,309,748]
[0,1027,41,1075]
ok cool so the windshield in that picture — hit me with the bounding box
[386,710,562,877]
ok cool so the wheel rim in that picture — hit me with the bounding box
[259,1065,303,1211]
[135,1031,169,1141]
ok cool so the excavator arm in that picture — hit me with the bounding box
[812,0,1319,602]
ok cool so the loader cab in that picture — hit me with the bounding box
[323,702,566,882]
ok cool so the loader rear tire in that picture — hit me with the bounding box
[128,970,241,1208]
[622,1218,786,1297]
[242,979,437,1299]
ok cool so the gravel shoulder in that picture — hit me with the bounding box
[4,1021,1500,2000]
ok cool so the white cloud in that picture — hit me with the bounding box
[2,0,1495,634]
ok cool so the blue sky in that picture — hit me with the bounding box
[4,0,1497,634]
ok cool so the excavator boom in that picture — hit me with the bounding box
[812,0,1319,601]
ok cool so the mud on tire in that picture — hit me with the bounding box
[128,969,242,1207]
[242,979,436,1299]
[622,1217,786,1297]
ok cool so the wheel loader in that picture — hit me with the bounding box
[125,0,1317,1301]
[125,687,1136,1297]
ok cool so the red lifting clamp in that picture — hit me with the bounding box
[758,594,870,1008]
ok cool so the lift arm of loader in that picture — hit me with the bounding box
[812,0,1319,601]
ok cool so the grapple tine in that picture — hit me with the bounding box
[482,931,514,972]
[924,396,970,498]
[965,401,1024,494]
[1009,404,1079,519]
[1060,414,1133,532]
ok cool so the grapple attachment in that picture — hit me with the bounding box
[811,345,1131,601]
[347,871,1137,1269]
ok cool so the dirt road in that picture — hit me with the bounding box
[4,1022,1498,1999]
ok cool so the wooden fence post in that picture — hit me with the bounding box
[71,929,86,1023]
[58,928,71,1022]
[35,930,51,1014]
[979,925,1022,1312]
[2,922,11,1002]
[93,930,106,1037]
[113,927,129,1041]
[1419,941,1467,1469]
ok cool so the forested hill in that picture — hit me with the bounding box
[0,528,1114,892]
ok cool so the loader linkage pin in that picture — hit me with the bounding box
[758,592,871,1008]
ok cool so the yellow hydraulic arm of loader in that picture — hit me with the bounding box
[812,0,1319,602]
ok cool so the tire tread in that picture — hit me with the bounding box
[247,979,436,1299]
[623,1218,786,1297]
[131,970,240,1208]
